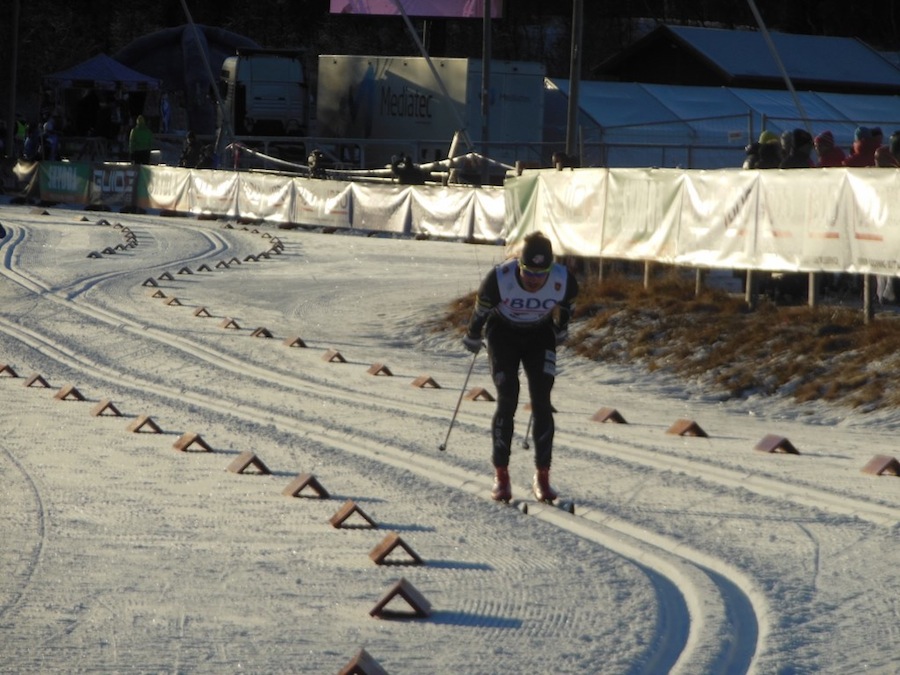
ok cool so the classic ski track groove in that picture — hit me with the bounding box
[0,442,47,622]
[0,219,773,673]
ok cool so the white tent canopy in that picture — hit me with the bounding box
[546,79,900,169]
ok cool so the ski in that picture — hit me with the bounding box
[494,497,575,515]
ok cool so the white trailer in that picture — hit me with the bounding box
[315,55,545,169]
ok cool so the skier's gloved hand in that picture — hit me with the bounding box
[554,328,569,346]
[463,334,483,354]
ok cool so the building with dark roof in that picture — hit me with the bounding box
[595,25,900,96]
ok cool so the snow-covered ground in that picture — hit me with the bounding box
[0,200,898,674]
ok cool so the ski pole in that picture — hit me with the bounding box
[438,347,480,451]
[522,412,533,449]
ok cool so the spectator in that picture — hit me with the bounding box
[178,130,201,168]
[41,117,59,161]
[128,115,153,165]
[814,130,846,167]
[780,128,815,168]
[889,130,900,160]
[159,92,171,133]
[22,123,40,161]
[843,126,879,167]
[874,146,899,168]
[743,130,782,169]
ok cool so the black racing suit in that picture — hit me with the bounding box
[466,259,578,469]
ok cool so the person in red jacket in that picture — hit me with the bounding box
[843,126,880,167]
[814,130,846,167]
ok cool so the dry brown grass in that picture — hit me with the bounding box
[428,269,900,411]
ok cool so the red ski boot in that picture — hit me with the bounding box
[491,466,512,502]
[532,467,558,503]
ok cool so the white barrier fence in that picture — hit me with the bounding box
[25,160,900,280]
[505,167,900,277]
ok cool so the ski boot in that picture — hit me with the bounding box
[491,466,512,502]
[532,467,558,503]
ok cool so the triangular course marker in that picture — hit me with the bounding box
[666,418,708,437]
[193,307,212,317]
[323,349,347,363]
[330,500,378,529]
[127,415,162,433]
[148,289,166,298]
[158,271,174,281]
[369,532,424,566]
[54,384,86,401]
[282,473,330,498]
[465,387,495,402]
[142,277,158,287]
[250,327,273,338]
[197,264,212,272]
[367,363,393,376]
[165,297,182,306]
[24,374,50,388]
[91,399,122,417]
[337,648,389,675]
[0,364,19,378]
[283,336,308,348]
[227,450,271,474]
[369,577,431,619]
[753,434,800,454]
[220,318,241,329]
[592,407,627,424]
[173,432,213,452]
[411,375,440,389]
[861,455,900,476]
[177,267,193,275]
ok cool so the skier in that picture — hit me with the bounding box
[463,231,579,503]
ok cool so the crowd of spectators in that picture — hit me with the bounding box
[744,125,900,171]
[744,125,900,305]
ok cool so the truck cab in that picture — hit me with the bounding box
[219,50,309,137]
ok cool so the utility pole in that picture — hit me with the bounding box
[481,0,492,184]
[565,0,583,165]
[5,0,20,158]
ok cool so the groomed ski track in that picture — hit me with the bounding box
[3,210,892,672]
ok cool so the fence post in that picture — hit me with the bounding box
[745,269,757,310]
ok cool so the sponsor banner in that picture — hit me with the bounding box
[143,165,192,212]
[678,170,758,269]
[603,168,683,261]
[537,170,607,258]
[40,162,92,205]
[409,184,472,238]
[472,186,505,242]
[754,169,849,272]
[236,172,293,223]
[844,168,900,275]
[292,179,353,228]
[352,183,410,232]
[502,173,541,248]
[190,169,239,217]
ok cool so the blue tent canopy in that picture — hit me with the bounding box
[44,54,160,92]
